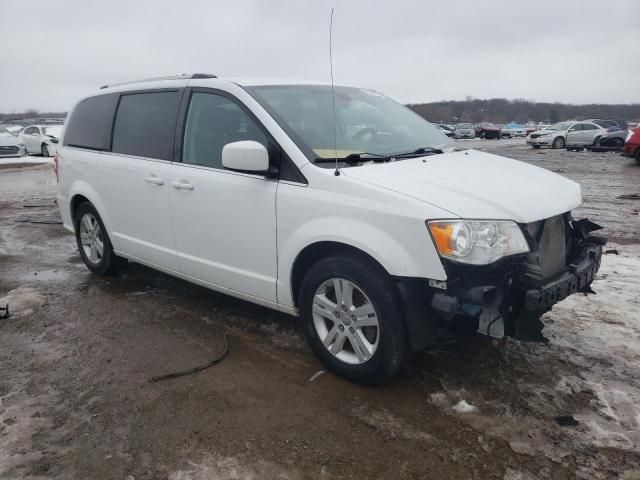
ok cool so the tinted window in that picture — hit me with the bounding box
[182,92,268,169]
[24,127,36,135]
[570,124,583,131]
[64,94,118,150]
[112,91,180,160]
[583,123,598,130]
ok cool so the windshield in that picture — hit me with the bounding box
[245,85,454,164]
[43,126,62,137]
[548,122,573,131]
[457,123,473,129]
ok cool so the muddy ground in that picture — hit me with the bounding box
[1,141,639,479]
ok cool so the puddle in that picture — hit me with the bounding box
[19,269,69,282]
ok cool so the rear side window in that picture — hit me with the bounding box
[583,123,598,131]
[64,94,118,150]
[112,91,181,160]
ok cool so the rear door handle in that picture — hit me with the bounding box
[144,175,164,185]
[171,180,194,191]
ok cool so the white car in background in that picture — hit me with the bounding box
[21,124,62,157]
[0,126,26,157]
[527,121,574,149]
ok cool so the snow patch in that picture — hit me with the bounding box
[0,286,46,316]
[452,400,477,413]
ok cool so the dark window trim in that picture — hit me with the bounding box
[109,88,184,162]
[174,87,307,185]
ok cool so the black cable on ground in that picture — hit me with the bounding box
[148,333,230,382]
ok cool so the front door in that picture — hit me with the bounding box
[168,90,278,302]
[566,123,584,145]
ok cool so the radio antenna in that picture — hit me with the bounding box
[329,8,340,176]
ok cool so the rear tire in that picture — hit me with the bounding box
[635,150,640,165]
[299,254,409,384]
[552,137,565,149]
[74,202,125,275]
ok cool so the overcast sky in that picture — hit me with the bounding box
[1,0,638,112]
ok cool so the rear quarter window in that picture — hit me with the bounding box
[111,91,181,160]
[63,94,118,150]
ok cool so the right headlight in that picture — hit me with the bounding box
[427,220,530,265]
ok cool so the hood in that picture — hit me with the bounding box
[0,134,21,147]
[342,150,582,223]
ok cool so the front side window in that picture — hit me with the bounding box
[182,92,268,169]
[246,85,454,167]
[112,91,180,160]
[569,124,583,131]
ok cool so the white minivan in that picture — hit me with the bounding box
[56,74,605,383]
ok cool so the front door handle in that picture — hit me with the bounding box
[144,175,164,185]
[171,180,194,191]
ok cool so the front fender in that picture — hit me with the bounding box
[277,216,447,308]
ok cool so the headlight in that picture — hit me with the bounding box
[18,143,25,147]
[427,220,530,265]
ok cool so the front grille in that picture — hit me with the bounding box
[0,146,19,155]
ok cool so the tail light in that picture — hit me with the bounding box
[53,152,59,183]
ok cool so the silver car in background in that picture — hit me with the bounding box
[527,121,575,149]
[0,126,26,157]
[453,122,475,139]
[565,121,608,149]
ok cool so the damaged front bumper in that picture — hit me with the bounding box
[427,215,606,342]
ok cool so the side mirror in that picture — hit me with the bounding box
[222,141,274,176]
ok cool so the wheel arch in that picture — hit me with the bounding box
[68,181,116,246]
[290,241,389,308]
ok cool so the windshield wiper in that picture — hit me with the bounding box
[314,152,391,164]
[391,147,444,158]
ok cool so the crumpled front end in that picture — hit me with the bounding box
[429,213,606,341]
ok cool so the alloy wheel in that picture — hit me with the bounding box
[79,213,104,264]
[311,278,380,364]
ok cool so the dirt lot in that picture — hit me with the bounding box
[1,141,639,479]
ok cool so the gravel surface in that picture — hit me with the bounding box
[1,143,639,479]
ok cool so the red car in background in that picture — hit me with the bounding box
[623,127,640,164]
[474,122,501,139]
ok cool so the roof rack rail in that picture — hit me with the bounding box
[99,73,217,90]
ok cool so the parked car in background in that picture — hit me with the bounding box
[1,124,25,135]
[586,119,620,130]
[21,124,62,156]
[623,127,640,164]
[565,121,608,150]
[596,129,627,149]
[0,126,26,157]
[501,123,527,138]
[56,74,605,383]
[454,123,475,139]
[526,121,574,149]
[474,122,501,139]
[436,124,455,138]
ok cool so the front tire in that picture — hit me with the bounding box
[532,145,541,149]
[299,254,409,384]
[74,202,125,275]
[552,136,565,149]
[41,144,50,157]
